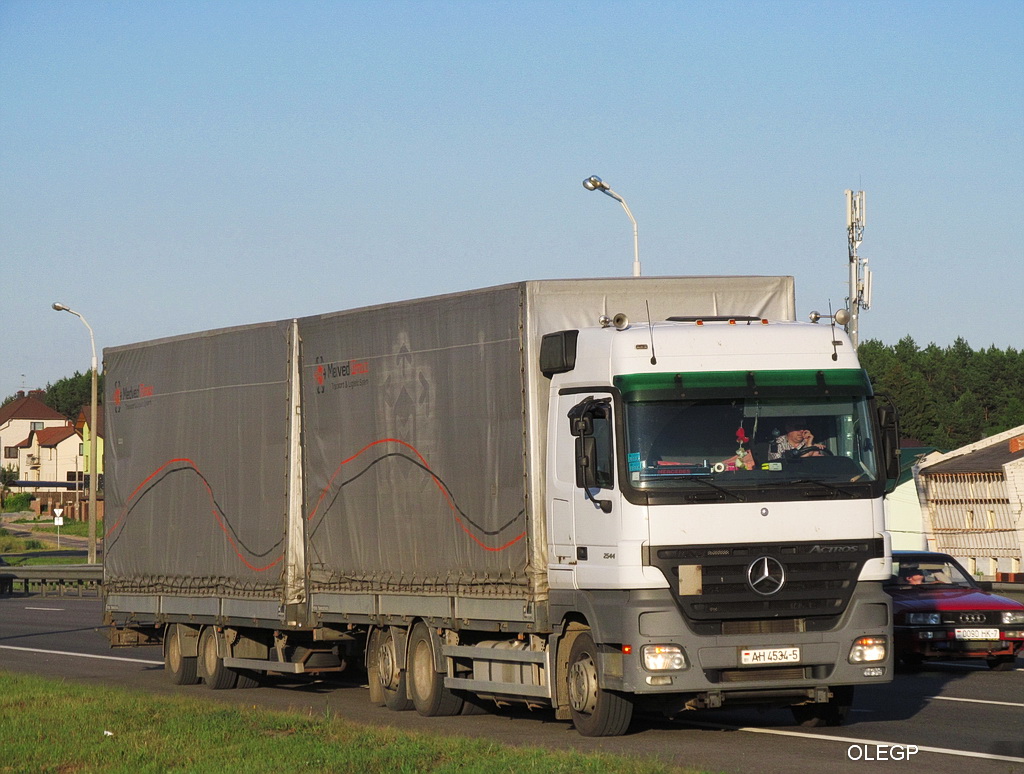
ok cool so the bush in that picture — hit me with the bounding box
[3,493,33,512]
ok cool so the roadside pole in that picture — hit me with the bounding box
[53,508,64,549]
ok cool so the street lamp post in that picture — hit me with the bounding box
[52,303,98,565]
[583,175,641,277]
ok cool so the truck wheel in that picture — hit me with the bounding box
[164,624,199,686]
[372,627,413,711]
[197,626,238,690]
[791,686,854,727]
[408,623,464,717]
[567,632,633,736]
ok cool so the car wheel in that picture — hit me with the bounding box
[987,656,1017,671]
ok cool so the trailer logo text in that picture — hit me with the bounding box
[113,380,156,412]
[314,357,370,393]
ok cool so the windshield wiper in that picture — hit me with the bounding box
[684,476,746,502]
[779,478,855,499]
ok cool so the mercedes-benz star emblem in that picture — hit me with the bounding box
[747,556,786,596]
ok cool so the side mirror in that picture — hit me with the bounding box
[568,397,614,513]
[575,436,598,489]
[876,395,901,488]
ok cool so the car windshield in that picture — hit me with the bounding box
[889,557,976,588]
[616,369,881,494]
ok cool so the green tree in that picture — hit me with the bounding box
[0,466,18,509]
[43,371,104,420]
[859,337,1024,449]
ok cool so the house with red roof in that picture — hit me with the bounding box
[0,391,70,477]
[19,425,84,492]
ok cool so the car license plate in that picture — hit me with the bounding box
[955,628,1000,640]
[740,647,800,665]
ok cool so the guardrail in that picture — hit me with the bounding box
[0,565,103,597]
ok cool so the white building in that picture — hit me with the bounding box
[1,392,69,477]
[915,426,1024,581]
[18,425,84,492]
[885,446,937,551]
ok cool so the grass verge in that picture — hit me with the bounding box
[0,671,692,774]
[1,524,91,565]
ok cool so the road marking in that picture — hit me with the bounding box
[930,695,1024,708]
[0,644,163,666]
[25,607,64,612]
[677,720,1024,764]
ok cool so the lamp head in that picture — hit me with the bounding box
[52,302,69,312]
[583,175,606,191]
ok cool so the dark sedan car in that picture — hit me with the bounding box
[885,551,1024,670]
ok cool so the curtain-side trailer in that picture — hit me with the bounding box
[104,277,899,735]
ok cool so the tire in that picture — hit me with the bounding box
[366,629,386,706]
[896,653,925,671]
[372,627,413,711]
[458,693,491,715]
[164,624,199,686]
[232,669,261,689]
[791,686,854,727]
[407,623,464,717]
[197,626,238,690]
[987,657,1017,672]
[566,632,633,737]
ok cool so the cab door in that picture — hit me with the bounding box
[548,393,620,589]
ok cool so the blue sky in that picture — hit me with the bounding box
[1,0,1021,400]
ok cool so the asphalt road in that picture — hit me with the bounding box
[1,597,1021,773]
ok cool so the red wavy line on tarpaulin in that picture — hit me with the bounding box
[105,457,284,572]
[308,437,526,552]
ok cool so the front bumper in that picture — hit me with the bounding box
[552,581,893,706]
[895,628,1024,660]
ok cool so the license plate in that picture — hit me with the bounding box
[955,628,1000,640]
[740,647,800,665]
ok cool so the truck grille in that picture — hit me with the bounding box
[647,539,884,624]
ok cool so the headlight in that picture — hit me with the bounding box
[906,612,941,625]
[849,635,887,663]
[642,644,687,671]
[1001,611,1024,625]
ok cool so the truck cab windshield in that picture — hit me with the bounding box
[616,369,882,495]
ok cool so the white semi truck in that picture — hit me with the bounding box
[103,277,899,736]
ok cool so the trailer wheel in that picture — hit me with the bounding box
[231,668,261,689]
[197,626,238,690]
[372,627,412,711]
[567,632,633,736]
[164,625,199,686]
[408,623,464,717]
[791,686,854,727]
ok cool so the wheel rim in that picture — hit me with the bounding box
[377,634,399,691]
[411,638,432,702]
[568,652,599,715]
[202,630,218,676]
[167,629,182,672]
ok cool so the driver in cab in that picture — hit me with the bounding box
[769,420,826,459]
